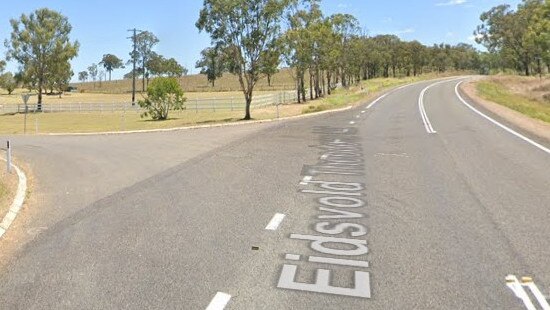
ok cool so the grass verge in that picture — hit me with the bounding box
[476,78,550,124]
[0,74,455,134]
[0,164,18,218]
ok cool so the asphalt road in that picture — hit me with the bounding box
[0,77,549,309]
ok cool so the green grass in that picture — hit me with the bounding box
[477,80,550,123]
[303,75,437,114]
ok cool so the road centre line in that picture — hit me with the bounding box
[455,81,550,155]
[418,82,440,134]
[300,176,313,185]
[349,121,356,125]
[266,213,286,231]
[419,77,471,134]
[506,275,550,310]
[205,292,231,310]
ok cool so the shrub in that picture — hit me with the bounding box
[139,77,186,120]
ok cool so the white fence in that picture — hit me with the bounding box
[0,91,298,115]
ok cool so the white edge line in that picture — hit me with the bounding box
[455,82,550,155]
[0,158,28,239]
[366,93,387,109]
[265,213,286,231]
[526,282,550,310]
[418,77,467,134]
[506,276,538,310]
[206,292,232,310]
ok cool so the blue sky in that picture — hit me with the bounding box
[0,0,522,81]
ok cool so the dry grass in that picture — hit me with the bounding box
[476,75,550,123]
[0,104,317,134]
[0,73,456,134]
[0,160,18,218]
[72,68,297,94]
[0,90,284,106]
[486,75,550,103]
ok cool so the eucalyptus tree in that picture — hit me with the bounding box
[100,54,124,81]
[78,71,89,82]
[129,31,159,91]
[88,63,99,86]
[0,72,18,95]
[5,8,79,110]
[196,47,226,87]
[197,0,294,120]
[475,0,544,75]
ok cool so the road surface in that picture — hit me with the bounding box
[0,77,549,309]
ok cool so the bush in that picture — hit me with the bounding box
[139,77,186,120]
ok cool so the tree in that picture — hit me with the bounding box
[138,77,186,120]
[47,60,73,96]
[100,54,124,81]
[88,63,98,87]
[475,1,544,76]
[0,60,5,73]
[196,47,225,87]
[0,72,18,95]
[147,53,187,78]
[197,0,293,120]
[5,8,79,110]
[133,31,159,91]
[78,71,89,82]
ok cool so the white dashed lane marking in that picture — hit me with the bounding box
[206,292,231,310]
[266,213,286,231]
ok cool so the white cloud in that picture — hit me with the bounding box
[436,0,467,6]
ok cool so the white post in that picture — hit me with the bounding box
[6,140,12,173]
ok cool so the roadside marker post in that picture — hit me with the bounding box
[6,141,12,174]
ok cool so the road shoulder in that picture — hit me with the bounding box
[0,156,28,239]
[460,79,550,143]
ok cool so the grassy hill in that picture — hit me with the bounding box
[72,68,297,94]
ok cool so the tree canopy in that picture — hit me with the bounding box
[197,0,294,120]
[100,54,124,81]
[4,8,79,108]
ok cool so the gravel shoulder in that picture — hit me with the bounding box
[460,79,550,143]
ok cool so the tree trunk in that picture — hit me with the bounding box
[267,74,272,87]
[109,71,112,81]
[322,72,326,97]
[300,74,306,102]
[37,77,43,112]
[297,78,301,104]
[244,92,252,120]
[327,71,332,95]
[309,72,313,100]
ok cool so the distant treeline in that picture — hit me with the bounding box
[475,0,550,76]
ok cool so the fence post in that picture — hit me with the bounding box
[6,140,11,173]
